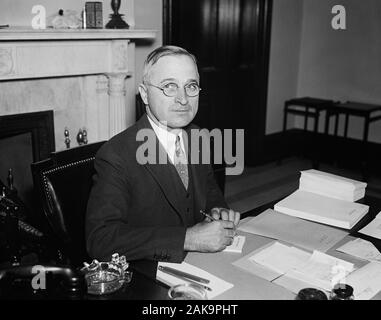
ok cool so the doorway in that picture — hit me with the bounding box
[163,0,272,165]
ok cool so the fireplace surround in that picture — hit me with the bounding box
[0,28,156,147]
[0,110,55,213]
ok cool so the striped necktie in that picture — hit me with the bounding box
[174,135,189,189]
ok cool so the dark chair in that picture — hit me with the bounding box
[31,141,105,267]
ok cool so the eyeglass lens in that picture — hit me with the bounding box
[163,84,200,97]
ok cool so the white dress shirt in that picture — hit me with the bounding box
[147,116,187,164]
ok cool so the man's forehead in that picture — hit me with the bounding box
[148,55,199,80]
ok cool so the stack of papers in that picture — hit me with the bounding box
[274,190,369,229]
[156,262,234,299]
[285,251,355,292]
[249,242,311,274]
[299,169,367,202]
[346,262,381,300]
[238,209,348,252]
[245,241,355,292]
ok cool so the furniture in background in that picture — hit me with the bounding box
[325,101,381,141]
[31,141,106,267]
[325,101,381,180]
[281,97,334,167]
[283,97,334,135]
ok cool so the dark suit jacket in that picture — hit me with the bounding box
[86,114,227,263]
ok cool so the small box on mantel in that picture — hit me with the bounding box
[85,2,103,29]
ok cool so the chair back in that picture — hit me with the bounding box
[31,141,105,266]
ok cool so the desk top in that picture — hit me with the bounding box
[182,195,381,300]
[184,228,381,300]
[89,194,381,300]
[286,97,334,109]
[1,196,381,300]
[331,101,381,114]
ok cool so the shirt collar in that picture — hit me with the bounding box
[147,115,186,163]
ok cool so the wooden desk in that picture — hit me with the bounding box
[325,101,381,141]
[184,229,381,300]
[2,196,381,300]
[183,195,381,300]
[83,194,381,300]
[281,97,334,168]
[283,97,334,133]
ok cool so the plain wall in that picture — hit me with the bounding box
[266,0,381,144]
[134,0,163,91]
[296,0,381,142]
[266,0,304,135]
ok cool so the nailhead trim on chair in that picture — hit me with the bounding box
[41,157,96,205]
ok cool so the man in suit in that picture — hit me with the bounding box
[86,45,240,263]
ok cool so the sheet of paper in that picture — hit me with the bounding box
[223,235,246,253]
[249,241,311,274]
[346,262,381,300]
[238,209,348,252]
[232,241,285,282]
[336,238,381,262]
[359,212,381,239]
[273,274,329,297]
[156,261,234,299]
[285,250,354,292]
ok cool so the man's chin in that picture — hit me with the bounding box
[167,118,193,129]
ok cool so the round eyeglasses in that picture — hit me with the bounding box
[145,82,201,97]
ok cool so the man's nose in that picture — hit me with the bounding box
[175,87,189,105]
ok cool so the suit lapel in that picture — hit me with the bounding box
[184,128,207,216]
[137,115,187,225]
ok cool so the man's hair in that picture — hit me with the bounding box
[142,45,198,83]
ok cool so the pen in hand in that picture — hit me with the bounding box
[200,209,218,222]
[200,209,237,234]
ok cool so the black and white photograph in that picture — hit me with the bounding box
[0,0,380,309]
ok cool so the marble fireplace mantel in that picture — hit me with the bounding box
[0,28,156,138]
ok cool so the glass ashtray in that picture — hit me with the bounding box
[168,283,208,300]
[82,255,133,296]
[85,267,121,295]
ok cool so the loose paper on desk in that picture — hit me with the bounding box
[238,209,348,252]
[359,211,381,239]
[249,241,311,274]
[336,238,381,262]
[223,235,245,253]
[156,261,233,299]
[346,262,381,300]
[285,250,354,292]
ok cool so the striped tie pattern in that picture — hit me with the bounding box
[174,135,189,189]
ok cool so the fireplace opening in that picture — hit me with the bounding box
[0,132,34,208]
[0,111,55,223]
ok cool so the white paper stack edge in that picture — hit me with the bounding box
[299,169,367,202]
[274,190,369,229]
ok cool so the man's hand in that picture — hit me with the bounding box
[209,207,241,227]
[184,220,236,252]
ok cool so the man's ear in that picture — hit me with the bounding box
[138,84,149,105]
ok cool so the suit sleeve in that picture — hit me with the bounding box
[205,163,229,211]
[86,147,187,263]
